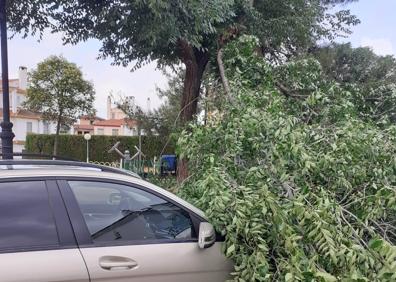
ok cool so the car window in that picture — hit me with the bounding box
[0,181,59,251]
[68,181,196,243]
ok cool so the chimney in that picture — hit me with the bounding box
[107,96,112,119]
[18,66,28,90]
[146,97,151,113]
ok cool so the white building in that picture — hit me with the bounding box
[0,66,56,152]
[73,96,139,136]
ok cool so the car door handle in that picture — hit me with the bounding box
[99,256,138,271]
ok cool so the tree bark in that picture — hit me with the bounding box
[177,40,209,182]
[53,116,62,156]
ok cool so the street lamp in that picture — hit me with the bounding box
[84,133,91,163]
[0,0,15,159]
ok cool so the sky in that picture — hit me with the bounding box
[7,0,396,118]
[8,33,168,118]
[340,0,396,56]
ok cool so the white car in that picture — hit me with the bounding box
[0,160,232,282]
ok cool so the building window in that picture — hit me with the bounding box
[26,122,33,133]
[111,113,115,119]
[97,128,104,135]
[43,122,49,134]
[112,129,119,136]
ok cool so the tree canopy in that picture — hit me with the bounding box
[24,55,95,155]
[7,0,359,65]
[7,0,360,105]
[311,43,396,123]
[7,0,360,179]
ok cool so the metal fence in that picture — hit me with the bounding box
[89,160,121,168]
[90,157,177,177]
[124,158,160,176]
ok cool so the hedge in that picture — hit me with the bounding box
[25,134,175,162]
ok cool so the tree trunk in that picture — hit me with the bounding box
[177,40,209,182]
[53,117,62,156]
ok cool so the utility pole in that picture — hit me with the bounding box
[0,0,14,159]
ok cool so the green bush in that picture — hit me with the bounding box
[25,134,175,162]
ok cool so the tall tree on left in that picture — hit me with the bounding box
[24,56,95,156]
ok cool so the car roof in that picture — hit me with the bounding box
[0,161,206,219]
[0,159,142,178]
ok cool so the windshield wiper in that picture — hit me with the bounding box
[91,207,153,240]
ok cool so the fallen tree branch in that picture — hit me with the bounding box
[217,47,234,104]
[275,81,310,99]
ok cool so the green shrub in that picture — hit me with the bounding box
[25,134,175,162]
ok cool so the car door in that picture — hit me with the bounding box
[59,179,232,282]
[0,179,89,282]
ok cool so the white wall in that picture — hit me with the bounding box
[95,126,121,136]
[11,118,56,142]
[94,125,139,136]
[1,90,26,111]
[122,125,138,136]
[16,93,26,108]
[11,118,39,142]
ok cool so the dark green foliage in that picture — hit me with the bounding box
[7,0,359,67]
[25,134,175,162]
[7,0,52,38]
[25,56,95,125]
[24,55,95,155]
[154,70,185,134]
[310,43,396,123]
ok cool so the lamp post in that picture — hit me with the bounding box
[0,0,14,159]
[84,133,91,163]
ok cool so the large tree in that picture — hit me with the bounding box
[8,0,359,123]
[24,56,95,156]
[8,0,358,178]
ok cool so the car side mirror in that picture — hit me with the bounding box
[198,222,216,249]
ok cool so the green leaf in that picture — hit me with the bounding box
[226,244,235,256]
[315,271,337,282]
[285,273,293,281]
[369,239,383,250]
